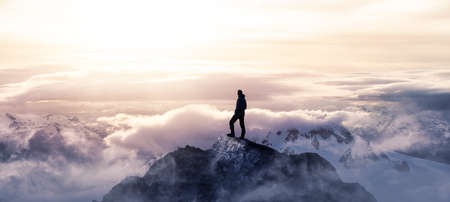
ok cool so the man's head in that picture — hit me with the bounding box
[237,89,243,96]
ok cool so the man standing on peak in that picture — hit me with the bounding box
[227,89,247,139]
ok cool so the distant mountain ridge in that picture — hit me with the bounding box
[258,125,450,202]
[100,136,377,202]
[0,113,114,163]
[261,125,410,172]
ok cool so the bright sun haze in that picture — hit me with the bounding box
[2,0,449,72]
[0,1,450,202]
[1,0,450,115]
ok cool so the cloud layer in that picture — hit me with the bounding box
[100,105,355,154]
[0,67,449,202]
[0,114,148,202]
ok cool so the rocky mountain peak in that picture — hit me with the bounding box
[100,136,377,202]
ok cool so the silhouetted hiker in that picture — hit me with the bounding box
[227,89,247,139]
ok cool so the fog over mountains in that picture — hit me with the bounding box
[0,68,449,202]
[260,124,450,202]
[1,0,450,201]
[0,113,148,202]
[1,102,449,202]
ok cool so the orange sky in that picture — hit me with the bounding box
[0,0,449,116]
[1,0,450,71]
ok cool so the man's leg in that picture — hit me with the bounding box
[239,115,246,139]
[229,114,238,137]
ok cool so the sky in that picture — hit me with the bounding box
[0,0,450,202]
[1,0,450,71]
[0,0,449,116]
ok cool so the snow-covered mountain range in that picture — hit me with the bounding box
[1,112,449,202]
[260,125,450,202]
[0,113,147,202]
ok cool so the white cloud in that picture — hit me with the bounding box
[100,104,362,154]
[99,102,450,158]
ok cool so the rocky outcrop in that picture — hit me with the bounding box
[101,137,377,202]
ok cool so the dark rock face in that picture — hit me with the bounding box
[101,137,377,202]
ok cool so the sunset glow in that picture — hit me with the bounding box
[1,1,450,202]
[2,0,449,71]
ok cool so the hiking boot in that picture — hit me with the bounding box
[227,133,235,137]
